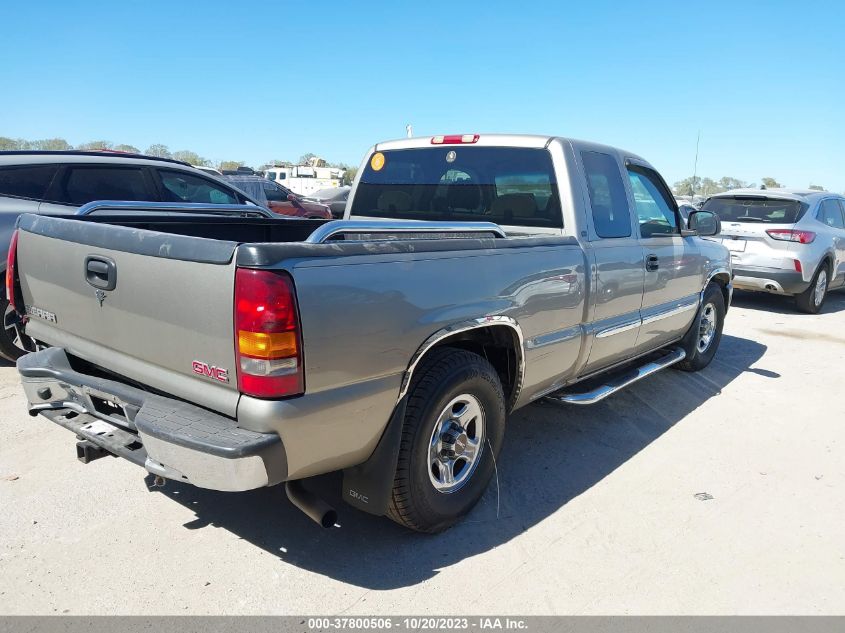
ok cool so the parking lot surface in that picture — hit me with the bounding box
[1,291,843,615]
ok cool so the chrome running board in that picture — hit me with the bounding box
[545,348,686,406]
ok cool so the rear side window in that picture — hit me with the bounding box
[818,199,845,229]
[581,151,631,238]
[62,167,149,205]
[626,165,679,237]
[263,182,286,202]
[0,165,59,200]
[158,170,238,204]
[349,147,563,228]
[702,196,807,224]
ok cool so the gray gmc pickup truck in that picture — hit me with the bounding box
[10,134,731,533]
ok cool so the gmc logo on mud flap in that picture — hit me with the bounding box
[191,360,229,383]
[348,489,369,504]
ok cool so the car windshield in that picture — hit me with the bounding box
[702,196,807,224]
[349,146,562,228]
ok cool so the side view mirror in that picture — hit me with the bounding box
[688,210,720,237]
[287,193,298,202]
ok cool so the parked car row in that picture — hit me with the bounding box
[0,150,333,360]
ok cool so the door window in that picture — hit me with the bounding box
[158,169,238,204]
[0,165,59,200]
[581,151,631,238]
[61,166,149,205]
[626,165,680,237]
[263,182,287,202]
[818,199,845,229]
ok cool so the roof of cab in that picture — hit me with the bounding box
[372,133,649,164]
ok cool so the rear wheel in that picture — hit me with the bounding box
[0,296,34,361]
[795,263,829,314]
[676,283,725,372]
[387,347,506,533]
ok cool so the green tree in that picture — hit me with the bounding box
[761,177,782,188]
[717,176,747,191]
[299,152,317,165]
[808,184,825,191]
[31,138,73,150]
[113,144,140,153]
[0,137,22,150]
[218,160,244,172]
[145,144,172,158]
[672,176,701,196]
[76,140,113,150]
[342,167,358,186]
[172,150,209,166]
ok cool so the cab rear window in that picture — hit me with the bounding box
[349,147,562,228]
[702,196,807,224]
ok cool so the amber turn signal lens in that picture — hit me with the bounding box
[238,330,298,359]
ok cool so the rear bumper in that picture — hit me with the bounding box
[732,267,810,295]
[17,347,287,491]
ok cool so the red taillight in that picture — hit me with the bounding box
[234,268,303,398]
[766,229,816,244]
[5,229,19,312]
[431,134,480,145]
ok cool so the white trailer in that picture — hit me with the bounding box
[265,164,345,196]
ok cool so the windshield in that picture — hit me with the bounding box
[702,196,807,224]
[349,147,562,228]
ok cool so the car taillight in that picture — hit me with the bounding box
[431,134,480,145]
[766,229,816,244]
[234,268,304,398]
[5,229,19,312]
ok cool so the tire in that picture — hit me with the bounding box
[795,262,829,314]
[0,296,33,362]
[676,283,726,372]
[387,347,506,533]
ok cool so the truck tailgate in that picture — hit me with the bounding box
[15,215,241,417]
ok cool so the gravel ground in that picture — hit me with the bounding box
[1,290,843,615]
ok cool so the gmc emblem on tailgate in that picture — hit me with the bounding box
[191,360,230,383]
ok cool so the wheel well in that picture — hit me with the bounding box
[709,272,731,310]
[427,325,522,411]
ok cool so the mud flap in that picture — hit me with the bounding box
[341,397,407,516]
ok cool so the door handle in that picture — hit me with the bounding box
[85,256,117,291]
[645,254,659,272]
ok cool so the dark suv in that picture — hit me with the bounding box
[0,150,264,361]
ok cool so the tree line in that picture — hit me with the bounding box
[0,137,357,184]
[672,175,827,197]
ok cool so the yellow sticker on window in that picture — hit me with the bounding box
[370,152,385,171]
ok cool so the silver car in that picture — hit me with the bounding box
[701,189,845,313]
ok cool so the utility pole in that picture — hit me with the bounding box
[691,130,701,198]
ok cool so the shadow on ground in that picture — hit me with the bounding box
[150,334,768,590]
[731,288,845,315]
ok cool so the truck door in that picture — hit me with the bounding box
[625,161,703,353]
[578,150,645,374]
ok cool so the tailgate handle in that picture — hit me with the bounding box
[85,256,117,291]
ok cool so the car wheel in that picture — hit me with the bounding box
[795,263,829,314]
[0,296,34,361]
[676,283,725,372]
[387,347,506,533]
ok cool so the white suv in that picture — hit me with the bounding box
[701,189,845,313]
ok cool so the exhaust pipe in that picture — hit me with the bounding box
[285,480,338,528]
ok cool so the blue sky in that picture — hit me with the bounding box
[2,0,843,191]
